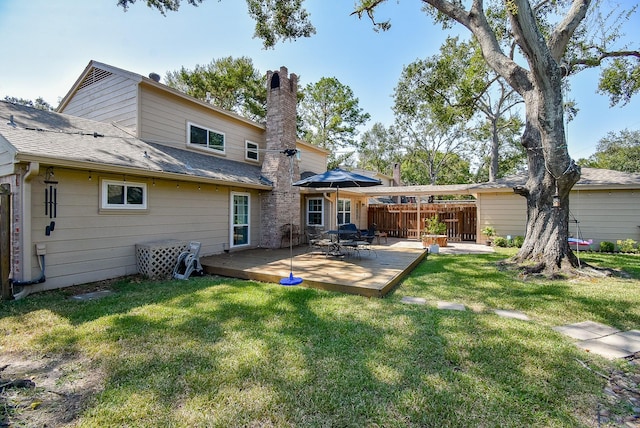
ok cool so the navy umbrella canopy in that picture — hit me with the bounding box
[293,168,382,240]
[293,168,383,189]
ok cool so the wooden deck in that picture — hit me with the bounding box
[200,239,428,298]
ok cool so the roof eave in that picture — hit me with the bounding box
[14,154,273,190]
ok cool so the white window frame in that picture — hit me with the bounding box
[230,192,250,248]
[245,140,259,162]
[187,121,225,154]
[101,179,147,210]
[306,197,324,226]
[337,198,351,225]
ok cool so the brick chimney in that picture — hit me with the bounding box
[393,163,401,186]
[260,67,300,248]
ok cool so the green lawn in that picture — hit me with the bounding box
[2,249,639,427]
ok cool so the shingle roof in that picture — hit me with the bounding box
[0,101,271,189]
[471,167,640,191]
[346,167,640,197]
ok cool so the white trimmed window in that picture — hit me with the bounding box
[338,198,351,225]
[188,122,225,153]
[101,180,147,210]
[231,192,250,247]
[245,141,259,162]
[306,198,324,226]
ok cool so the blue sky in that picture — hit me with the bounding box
[0,0,638,161]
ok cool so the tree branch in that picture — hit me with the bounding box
[548,0,589,62]
[569,49,640,70]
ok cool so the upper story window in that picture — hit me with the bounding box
[101,179,147,210]
[245,141,259,162]
[188,122,225,154]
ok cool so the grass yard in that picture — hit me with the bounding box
[1,249,639,427]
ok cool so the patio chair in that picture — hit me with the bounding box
[338,223,361,241]
[306,226,330,256]
[359,224,377,244]
[280,223,301,248]
[173,241,204,280]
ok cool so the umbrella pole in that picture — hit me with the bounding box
[336,187,339,244]
[280,153,302,286]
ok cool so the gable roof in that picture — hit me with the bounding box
[57,60,265,130]
[0,101,272,189]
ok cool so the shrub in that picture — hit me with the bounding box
[481,226,496,237]
[423,216,446,235]
[600,241,615,253]
[492,236,508,247]
[617,239,638,253]
[513,235,524,248]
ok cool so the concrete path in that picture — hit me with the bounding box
[554,321,640,359]
[401,298,638,360]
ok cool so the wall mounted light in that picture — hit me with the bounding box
[88,171,92,181]
[45,167,55,182]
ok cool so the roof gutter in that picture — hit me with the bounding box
[14,155,273,191]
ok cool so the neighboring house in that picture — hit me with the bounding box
[359,167,640,247]
[472,167,640,247]
[1,60,332,295]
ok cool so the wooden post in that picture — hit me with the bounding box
[1,183,12,300]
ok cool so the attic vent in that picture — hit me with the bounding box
[78,67,113,90]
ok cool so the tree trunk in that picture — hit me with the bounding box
[423,0,589,275]
[511,83,581,275]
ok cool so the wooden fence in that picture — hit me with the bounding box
[368,202,477,242]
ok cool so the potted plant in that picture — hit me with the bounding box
[421,216,448,250]
[481,226,496,246]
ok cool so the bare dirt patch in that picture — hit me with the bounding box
[0,353,103,427]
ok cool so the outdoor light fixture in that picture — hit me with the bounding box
[553,183,560,208]
[45,167,55,181]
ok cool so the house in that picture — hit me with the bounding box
[1,60,339,296]
[471,168,640,247]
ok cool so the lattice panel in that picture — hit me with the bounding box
[136,240,187,279]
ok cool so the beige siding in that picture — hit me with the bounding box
[476,192,527,241]
[138,87,265,164]
[26,169,261,291]
[568,188,640,246]
[298,144,327,174]
[60,74,138,130]
[477,188,640,247]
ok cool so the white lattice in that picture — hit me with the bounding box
[136,240,187,279]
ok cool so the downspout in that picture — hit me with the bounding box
[323,192,333,230]
[11,162,45,299]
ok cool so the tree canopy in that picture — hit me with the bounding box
[4,96,54,111]
[357,123,402,176]
[580,128,640,173]
[299,77,370,169]
[164,56,267,122]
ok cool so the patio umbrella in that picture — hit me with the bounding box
[292,168,382,243]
